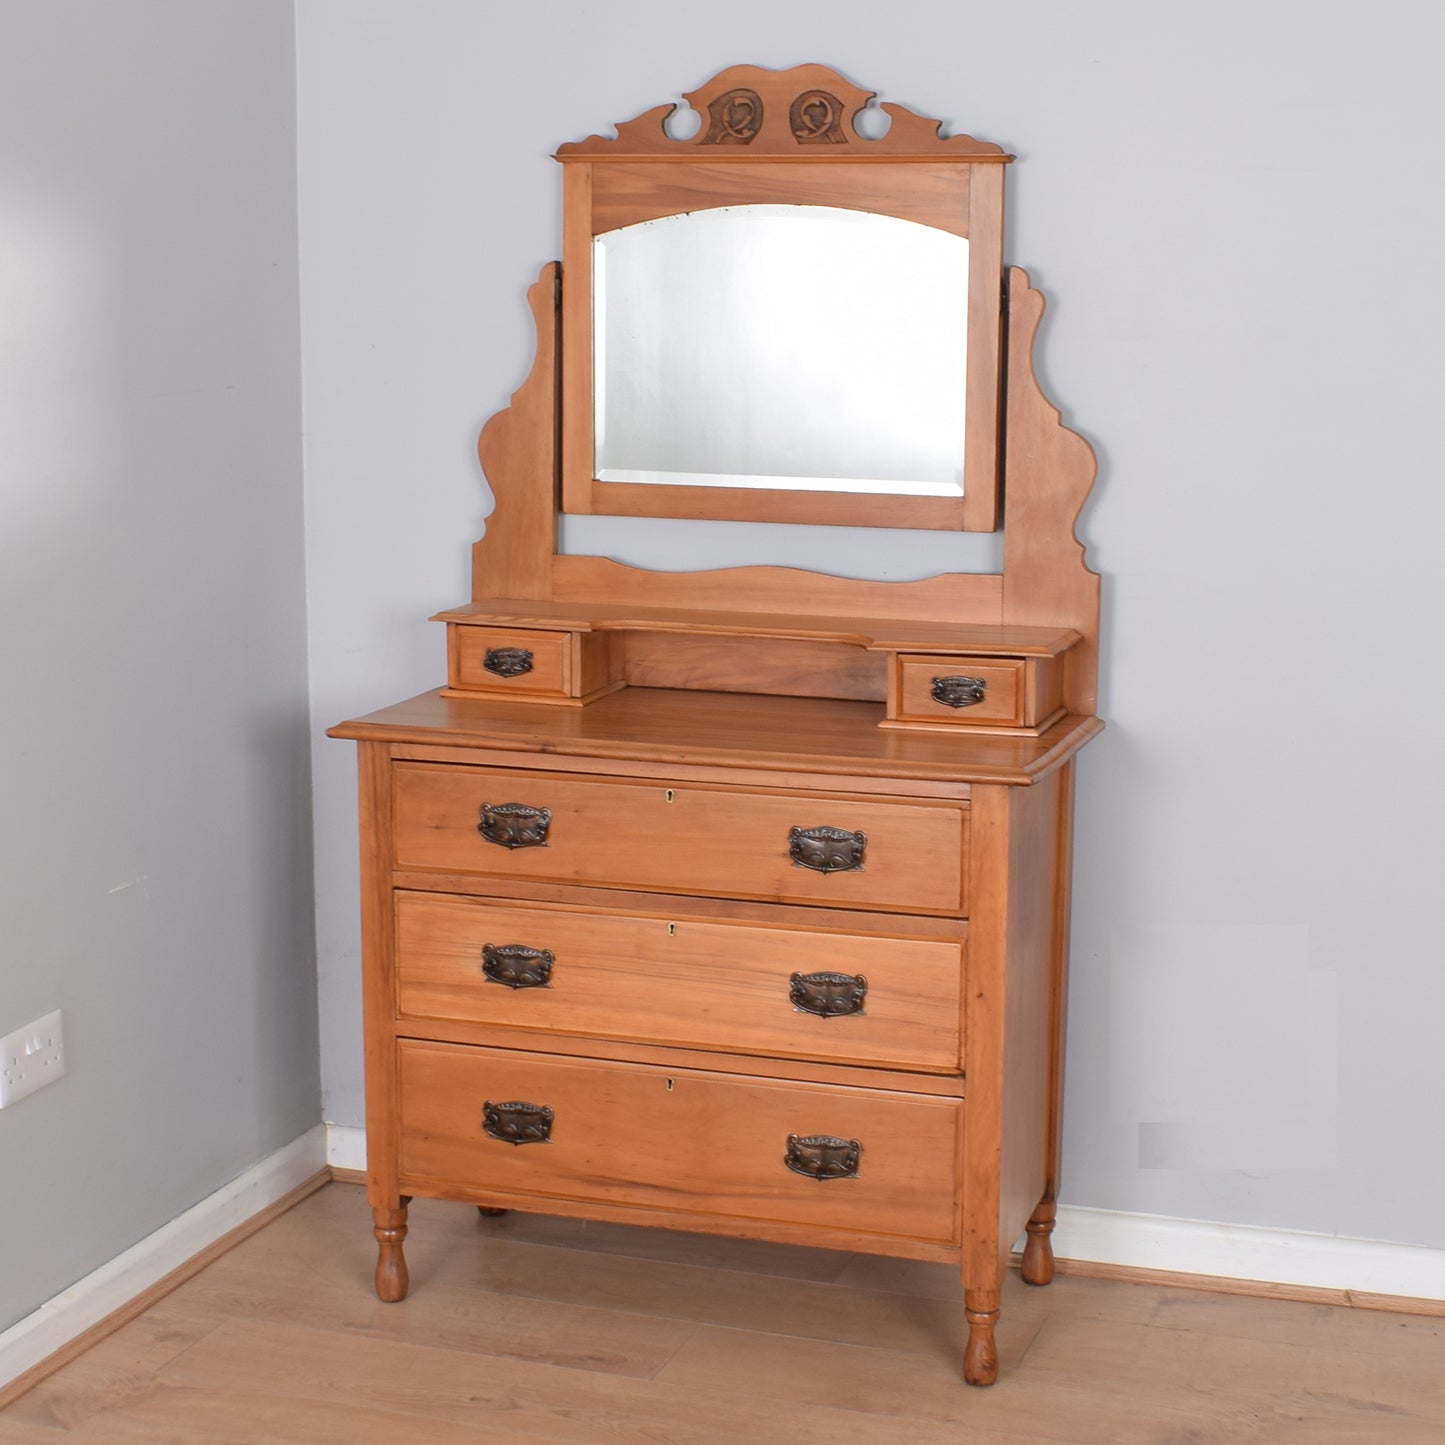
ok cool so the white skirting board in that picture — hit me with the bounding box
[326,1122,366,1174]
[1054,1205,1445,1301]
[329,1122,1443,1303]
[0,1124,327,1393]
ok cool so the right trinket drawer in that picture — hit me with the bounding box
[885,653,1064,735]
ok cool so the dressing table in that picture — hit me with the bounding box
[329,64,1102,1386]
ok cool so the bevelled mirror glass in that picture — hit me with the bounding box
[593,205,968,498]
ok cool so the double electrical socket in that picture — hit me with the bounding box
[0,1009,66,1108]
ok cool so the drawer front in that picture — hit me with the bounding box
[398,1041,962,1246]
[392,764,967,914]
[451,626,572,696]
[896,656,1026,726]
[395,892,964,1071]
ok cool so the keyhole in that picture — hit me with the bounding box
[667,922,676,937]
[665,1078,675,1092]
[665,789,675,803]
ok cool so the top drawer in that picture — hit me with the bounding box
[391,764,967,915]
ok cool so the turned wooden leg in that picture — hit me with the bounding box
[476,1205,507,1217]
[1021,1194,1057,1286]
[963,1288,1000,1387]
[372,1200,410,1302]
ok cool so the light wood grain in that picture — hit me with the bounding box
[395,890,964,1070]
[356,743,401,1218]
[577,478,972,531]
[621,629,889,701]
[556,63,1006,530]
[963,159,1004,530]
[558,161,592,520]
[329,66,1110,1390]
[397,1043,963,1247]
[550,554,1006,626]
[997,768,1066,1268]
[329,686,1102,789]
[434,599,1079,655]
[448,624,571,695]
[883,651,1064,736]
[556,63,1011,162]
[390,759,969,913]
[1000,267,1102,713]
[588,160,971,235]
[472,266,558,602]
[895,655,1025,725]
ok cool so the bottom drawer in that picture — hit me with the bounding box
[398,1041,962,1247]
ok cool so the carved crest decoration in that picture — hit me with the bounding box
[556,63,1009,161]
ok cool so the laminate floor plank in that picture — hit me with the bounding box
[150,1317,1029,1445]
[6,1386,542,1445]
[0,1423,68,1444]
[152,1269,693,1380]
[1017,1310,1445,1425]
[4,1182,1441,1445]
[1,1309,220,1433]
[653,1319,1273,1444]
[1118,1283,1445,1362]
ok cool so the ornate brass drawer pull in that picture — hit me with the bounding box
[478,802,552,849]
[788,825,866,873]
[790,971,867,1017]
[785,1133,861,1180]
[482,646,534,677]
[482,1100,554,1145]
[481,943,554,989]
[931,675,988,708]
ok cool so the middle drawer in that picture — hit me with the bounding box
[392,763,968,914]
[396,891,964,1071]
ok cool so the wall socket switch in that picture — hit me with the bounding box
[0,1009,66,1108]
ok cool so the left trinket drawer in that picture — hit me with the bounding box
[444,624,622,703]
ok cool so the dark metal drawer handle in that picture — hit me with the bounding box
[790,971,867,1017]
[483,646,534,677]
[482,1100,553,1145]
[481,943,554,989]
[785,1133,861,1180]
[931,675,987,709]
[789,825,866,873]
[479,802,551,849]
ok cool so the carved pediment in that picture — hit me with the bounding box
[556,64,1010,161]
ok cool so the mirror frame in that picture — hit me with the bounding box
[556,64,1011,532]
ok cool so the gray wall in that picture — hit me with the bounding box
[0,1,316,1330]
[300,0,1445,1252]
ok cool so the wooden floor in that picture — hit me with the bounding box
[2,1182,1441,1444]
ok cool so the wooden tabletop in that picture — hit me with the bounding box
[329,687,1103,787]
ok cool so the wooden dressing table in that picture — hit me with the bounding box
[330,64,1101,1386]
